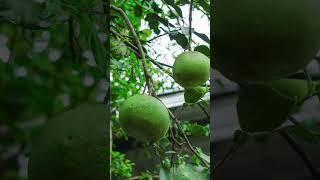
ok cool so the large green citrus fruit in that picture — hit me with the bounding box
[119,95,170,141]
[215,0,320,82]
[237,79,313,132]
[173,51,210,87]
[28,103,108,180]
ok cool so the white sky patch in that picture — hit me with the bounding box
[140,2,210,93]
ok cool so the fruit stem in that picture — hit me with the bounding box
[188,0,193,51]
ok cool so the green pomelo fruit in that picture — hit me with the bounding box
[119,95,170,141]
[237,79,312,132]
[28,103,108,180]
[215,0,320,82]
[184,86,208,103]
[173,51,210,87]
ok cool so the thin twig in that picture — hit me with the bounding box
[152,143,164,167]
[68,18,77,63]
[288,115,320,138]
[170,127,176,168]
[169,127,184,147]
[197,103,210,120]
[211,141,239,176]
[111,3,209,169]
[111,5,156,96]
[279,131,320,179]
[111,28,173,78]
[142,83,147,94]
[188,0,194,51]
[147,28,181,43]
[288,116,300,126]
[169,111,209,167]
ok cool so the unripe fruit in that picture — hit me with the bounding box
[237,79,312,132]
[28,104,108,180]
[173,51,210,87]
[184,86,208,103]
[215,0,320,82]
[119,95,170,141]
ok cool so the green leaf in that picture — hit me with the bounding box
[134,5,143,17]
[163,0,174,5]
[159,167,171,180]
[194,45,210,57]
[195,0,210,14]
[285,125,320,144]
[160,163,209,180]
[78,14,107,73]
[145,13,175,28]
[195,147,210,164]
[172,164,209,180]
[169,32,188,49]
[194,31,210,44]
[172,5,183,18]
[44,0,61,18]
[151,2,163,13]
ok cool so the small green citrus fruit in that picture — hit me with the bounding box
[184,86,208,103]
[173,51,210,87]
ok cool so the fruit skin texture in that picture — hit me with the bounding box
[184,86,208,103]
[119,95,170,141]
[215,0,320,82]
[28,104,108,180]
[173,51,210,87]
[237,79,311,132]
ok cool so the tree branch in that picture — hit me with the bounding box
[111,5,156,96]
[168,110,209,167]
[147,28,181,43]
[111,4,209,169]
[279,131,320,179]
[68,17,77,63]
[211,141,239,176]
[197,103,210,120]
[110,28,173,78]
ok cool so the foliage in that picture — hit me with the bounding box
[110,0,210,179]
[111,151,134,178]
[181,121,210,137]
[0,0,108,179]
